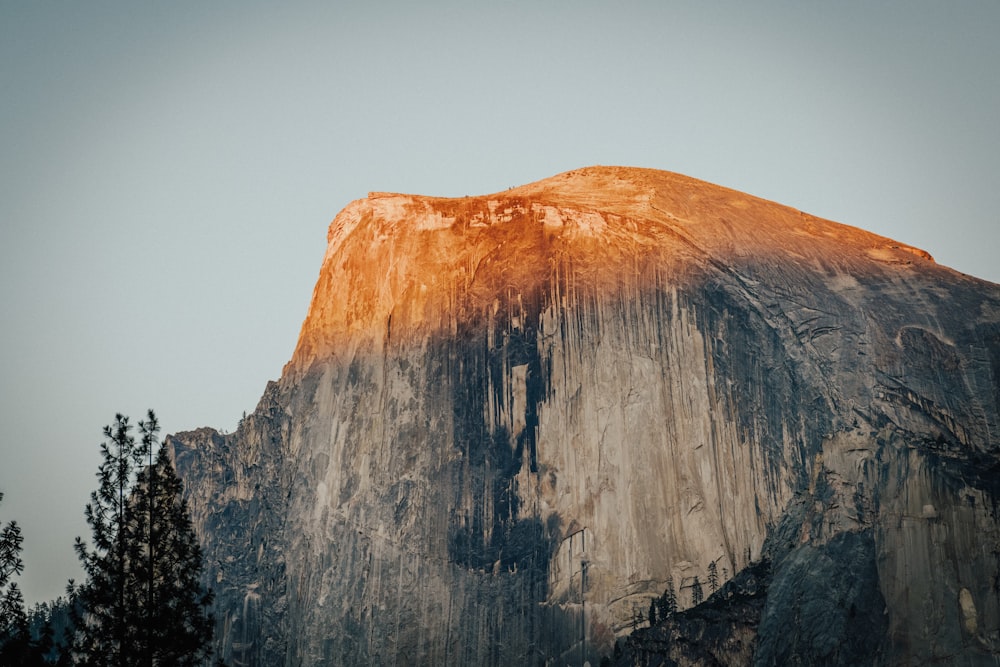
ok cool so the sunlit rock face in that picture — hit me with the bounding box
[167,167,1000,666]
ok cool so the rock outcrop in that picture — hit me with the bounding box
[167,166,1000,666]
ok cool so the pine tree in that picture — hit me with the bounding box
[1,491,53,665]
[656,592,667,621]
[71,411,215,666]
[128,446,214,665]
[1,492,26,628]
[648,598,657,626]
[690,576,704,607]
[71,413,146,665]
[708,561,719,593]
[660,575,677,616]
[1,491,27,649]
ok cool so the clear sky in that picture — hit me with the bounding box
[2,1,998,605]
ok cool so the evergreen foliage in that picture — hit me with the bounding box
[131,446,215,664]
[70,411,215,666]
[1,492,54,664]
[648,597,657,626]
[708,561,719,593]
[28,598,75,665]
[1,490,27,653]
[1,492,26,635]
[655,594,667,621]
[658,575,677,618]
[691,576,704,606]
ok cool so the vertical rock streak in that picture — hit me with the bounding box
[168,167,1000,665]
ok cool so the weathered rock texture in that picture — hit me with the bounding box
[167,166,1000,666]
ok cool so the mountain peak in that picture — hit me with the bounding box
[174,166,1000,665]
[291,166,935,371]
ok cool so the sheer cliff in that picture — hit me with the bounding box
[167,166,1000,666]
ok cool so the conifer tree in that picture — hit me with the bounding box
[70,411,214,666]
[71,413,145,665]
[1,491,27,650]
[1,492,54,664]
[659,575,677,616]
[708,561,719,593]
[128,446,214,665]
[691,576,704,607]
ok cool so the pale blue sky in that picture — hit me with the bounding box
[2,1,998,605]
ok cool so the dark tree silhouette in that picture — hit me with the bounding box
[28,598,76,666]
[1,491,27,655]
[70,411,214,666]
[659,575,677,617]
[70,413,146,665]
[656,592,667,621]
[1,491,26,637]
[1,492,53,664]
[691,576,704,606]
[708,561,719,593]
[128,446,214,664]
[648,598,657,626]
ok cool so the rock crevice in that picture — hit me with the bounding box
[169,167,1000,665]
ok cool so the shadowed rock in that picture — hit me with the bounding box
[168,166,1000,666]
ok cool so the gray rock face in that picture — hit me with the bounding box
[167,167,1000,665]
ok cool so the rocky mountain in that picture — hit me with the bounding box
[167,166,1000,666]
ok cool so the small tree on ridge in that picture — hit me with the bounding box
[691,576,704,607]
